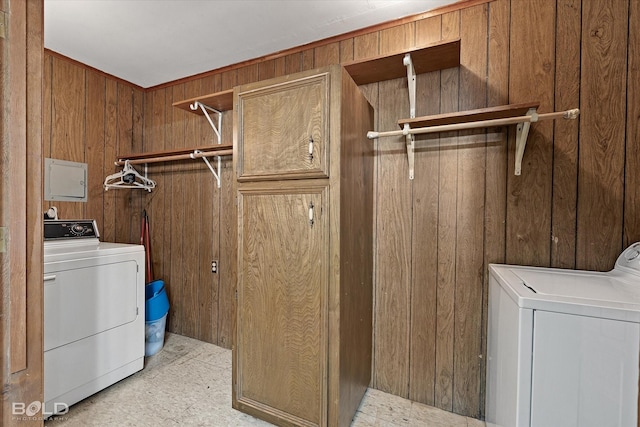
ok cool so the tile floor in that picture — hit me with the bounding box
[45,333,485,427]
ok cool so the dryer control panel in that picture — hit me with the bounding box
[615,242,640,274]
[44,219,100,240]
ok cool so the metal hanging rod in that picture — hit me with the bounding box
[367,109,580,139]
[115,149,232,167]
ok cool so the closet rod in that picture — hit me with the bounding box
[367,108,580,139]
[115,149,233,166]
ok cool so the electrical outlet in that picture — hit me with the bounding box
[211,260,218,274]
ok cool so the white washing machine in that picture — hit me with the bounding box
[486,243,640,427]
[44,220,145,415]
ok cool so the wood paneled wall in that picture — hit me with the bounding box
[43,53,145,245]
[43,0,640,419]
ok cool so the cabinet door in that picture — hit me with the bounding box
[236,72,329,181]
[235,181,328,426]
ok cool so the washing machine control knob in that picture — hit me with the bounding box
[71,224,85,235]
[617,242,640,273]
[625,250,640,261]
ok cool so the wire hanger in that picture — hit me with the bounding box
[104,160,156,192]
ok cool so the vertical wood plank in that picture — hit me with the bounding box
[258,59,276,81]
[506,0,555,267]
[339,39,354,64]
[237,64,259,85]
[408,15,442,406]
[453,5,487,417]
[576,0,628,269]
[626,0,640,247]
[50,57,85,219]
[115,85,134,244]
[480,0,509,418]
[129,88,145,243]
[159,86,173,331]
[354,33,378,61]
[381,23,415,53]
[103,80,118,242]
[273,57,286,77]
[181,80,201,338]
[314,42,340,67]
[85,71,106,231]
[551,0,581,269]
[285,52,302,74]
[435,9,460,412]
[147,88,166,281]
[198,75,219,343]
[221,69,237,91]
[302,49,314,71]
[167,84,186,335]
[373,22,415,398]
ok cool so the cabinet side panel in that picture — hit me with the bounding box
[336,69,375,427]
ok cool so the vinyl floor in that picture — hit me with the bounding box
[44,333,486,427]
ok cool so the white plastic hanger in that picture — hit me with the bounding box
[103,160,156,192]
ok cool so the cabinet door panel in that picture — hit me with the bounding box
[236,182,328,426]
[236,73,329,180]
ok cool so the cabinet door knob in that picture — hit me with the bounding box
[308,136,314,161]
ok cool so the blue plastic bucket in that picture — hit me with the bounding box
[145,280,170,322]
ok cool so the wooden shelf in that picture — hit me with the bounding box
[397,102,540,129]
[172,89,234,114]
[343,39,461,85]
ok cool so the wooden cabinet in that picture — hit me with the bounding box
[233,65,374,427]
[236,72,329,181]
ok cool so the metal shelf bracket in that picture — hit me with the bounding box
[404,53,416,180]
[514,108,538,176]
[190,101,223,187]
[191,150,221,188]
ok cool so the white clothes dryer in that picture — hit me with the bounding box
[44,220,145,416]
[486,242,640,427]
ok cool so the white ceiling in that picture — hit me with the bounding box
[44,0,457,88]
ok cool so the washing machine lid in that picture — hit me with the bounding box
[514,269,640,305]
[490,264,640,322]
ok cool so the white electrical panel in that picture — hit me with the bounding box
[44,158,88,202]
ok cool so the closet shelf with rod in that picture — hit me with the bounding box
[365,48,580,179]
[107,89,235,191]
[170,89,235,187]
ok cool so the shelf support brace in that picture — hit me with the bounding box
[404,53,416,179]
[191,150,221,188]
[191,101,222,145]
[190,101,223,187]
[514,108,538,176]
[404,124,415,180]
